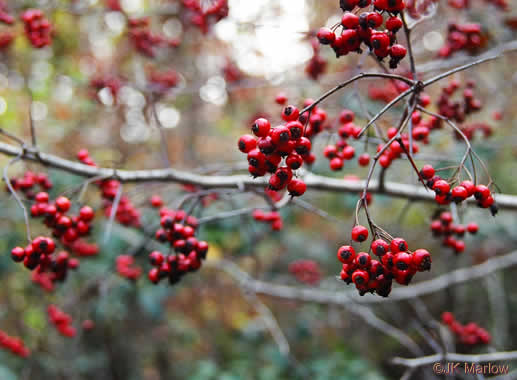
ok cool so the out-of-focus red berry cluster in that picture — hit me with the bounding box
[430,211,479,254]
[48,305,76,338]
[21,9,52,48]
[439,23,484,58]
[442,312,491,345]
[288,259,322,285]
[116,255,142,280]
[0,330,30,357]
[182,0,229,35]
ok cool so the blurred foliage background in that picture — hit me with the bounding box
[0,0,516,379]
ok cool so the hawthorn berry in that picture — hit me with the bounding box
[238,134,257,153]
[287,179,307,197]
[371,239,389,257]
[358,153,370,166]
[251,118,271,138]
[390,237,408,253]
[317,28,336,45]
[337,245,356,264]
[282,105,300,122]
[412,249,431,271]
[351,225,368,242]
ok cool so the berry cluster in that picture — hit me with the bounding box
[181,0,229,35]
[439,23,483,58]
[30,194,95,242]
[252,209,283,231]
[148,69,180,94]
[317,1,407,68]
[238,98,330,197]
[405,0,438,19]
[338,229,432,297]
[323,109,362,170]
[0,330,30,358]
[7,171,52,198]
[11,230,81,290]
[128,18,164,57]
[419,164,497,213]
[305,39,328,81]
[31,271,56,292]
[48,305,76,337]
[0,2,14,25]
[116,255,142,280]
[441,312,491,346]
[448,0,507,11]
[437,79,482,124]
[90,75,123,104]
[77,149,141,227]
[288,259,321,285]
[48,305,76,338]
[148,199,209,285]
[430,211,479,254]
[21,9,52,48]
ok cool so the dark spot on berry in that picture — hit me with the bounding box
[396,261,408,270]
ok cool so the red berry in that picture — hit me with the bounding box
[35,192,49,203]
[386,16,403,32]
[420,164,435,179]
[339,110,355,123]
[412,249,431,271]
[275,92,288,105]
[337,245,356,264]
[341,12,359,29]
[352,269,369,285]
[393,252,412,271]
[351,225,368,242]
[282,105,299,122]
[460,180,475,197]
[329,157,343,171]
[474,185,490,200]
[451,186,468,203]
[11,246,25,262]
[55,196,71,212]
[286,153,303,170]
[433,180,450,195]
[317,28,335,45]
[390,237,408,253]
[79,206,95,222]
[358,153,370,166]
[238,134,257,153]
[390,44,407,59]
[354,252,371,268]
[148,268,160,284]
[287,179,307,197]
[251,118,271,138]
[270,126,291,145]
[467,223,478,234]
[294,137,311,156]
[371,239,389,257]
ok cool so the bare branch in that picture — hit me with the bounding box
[1,142,517,209]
